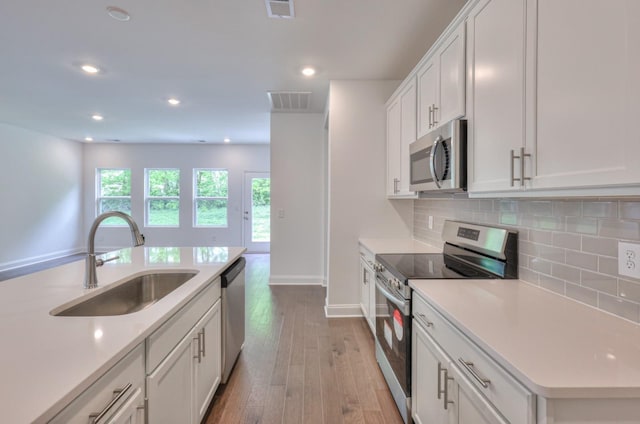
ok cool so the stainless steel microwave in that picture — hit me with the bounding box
[409,119,467,193]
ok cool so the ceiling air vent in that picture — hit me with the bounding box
[268,91,311,112]
[265,0,294,19]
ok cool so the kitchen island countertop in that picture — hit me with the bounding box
[0,246,245,423]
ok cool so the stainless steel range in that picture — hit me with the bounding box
[373,220,518,423]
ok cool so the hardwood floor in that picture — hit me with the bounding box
[205,254,403,424]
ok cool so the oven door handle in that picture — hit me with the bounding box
[375,278,410,314]
[430,135,443,189]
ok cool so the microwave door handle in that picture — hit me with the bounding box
[430,136,443,188]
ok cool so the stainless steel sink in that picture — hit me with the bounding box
[53,271,198,317]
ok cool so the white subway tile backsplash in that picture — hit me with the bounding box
[582,236,618,257]
[598,293,640,322]
[413,198,640,323]
[581,271,618,296]
[566,282,598,306]
[582,201,618,218]
[566,250,598,271]
[620,201,640,220]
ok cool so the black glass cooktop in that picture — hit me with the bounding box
[375,253,496,282]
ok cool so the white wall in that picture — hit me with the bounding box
[270,113,326,285]
[0,123,84,270]
[82,143,269,251]
[326,80,414,316]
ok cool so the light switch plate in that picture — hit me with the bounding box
[618,241,640,279]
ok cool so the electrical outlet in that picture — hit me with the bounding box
[428,216,434,230]
[619,241,640,279]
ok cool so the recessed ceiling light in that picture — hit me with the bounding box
[167,98,181,106]
[92,114,104,121]
[301,67,316,77]
[81,64,100,74]
[85,137,94,142]
[223,137,231,143]
[106,6,131,21]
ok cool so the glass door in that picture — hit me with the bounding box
[243,172,270,253]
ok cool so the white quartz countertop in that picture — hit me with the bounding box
[0,246,245,423]
[410,278,640,399]
[359,238,442,254]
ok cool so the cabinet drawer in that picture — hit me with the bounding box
[50,344,145,424]
[147,278,221,372]
[413,293,535,424]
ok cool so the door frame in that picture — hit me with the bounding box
[242,171,270,253]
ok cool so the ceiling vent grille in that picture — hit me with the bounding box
[265,0,294,18]
[268,91,311,112]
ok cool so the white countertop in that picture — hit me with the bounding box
[0,246,245,423]
[410,278,640,399]
[359,238,442,254]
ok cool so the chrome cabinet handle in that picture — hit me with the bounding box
[200,328,206,358]
[194,334,202,363]
[393,178,399,194]
[432,104,439,127]
[510,148,531,187]
[417,313,433,327]
[88,383,132,423]
[458,358,491,388]
[428,105,433,128]
[437,362,444,399]
[437,363,454,410]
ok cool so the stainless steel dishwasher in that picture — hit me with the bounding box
[220,256,246,384]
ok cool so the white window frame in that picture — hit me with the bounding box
[145,168,180,227]
[193,168,229,228]
[96,168,131,227]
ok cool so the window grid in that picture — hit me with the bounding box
[193,169,229,227]
[96,168,132,226]
[145,168,180,227]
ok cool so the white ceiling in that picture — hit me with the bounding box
[0,0,466,144]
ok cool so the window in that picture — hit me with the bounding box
[194,169,228,227]
[97,168,131,226]
[146,169,180,227]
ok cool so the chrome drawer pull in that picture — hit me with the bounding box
[88,383,132,423]
[200,328,206,358]
[417,313,433,327]
[458,358,490,388]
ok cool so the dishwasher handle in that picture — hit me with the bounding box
[221,257,246,287]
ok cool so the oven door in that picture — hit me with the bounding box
[375,275,411,396]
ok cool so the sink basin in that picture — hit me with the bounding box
[53,271,198,317]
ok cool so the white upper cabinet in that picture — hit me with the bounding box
[466,0,528,194]
[417,23,466,138]
[468,0,640,196]
[387,77,418,198]
[532,0,640,191]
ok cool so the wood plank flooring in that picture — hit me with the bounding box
[205,254,403,424]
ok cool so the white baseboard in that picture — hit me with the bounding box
[268,275,325,285]
[324,303,363,318]
[0,247,84,272]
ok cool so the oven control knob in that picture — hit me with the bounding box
[393,278,401,290]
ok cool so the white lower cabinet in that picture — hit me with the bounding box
[49,344,145,424]
[412,293,535,424]
[147,294,222,424]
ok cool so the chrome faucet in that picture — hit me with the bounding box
[84,211,145,289]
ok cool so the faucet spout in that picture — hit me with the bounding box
[84,211,145,289]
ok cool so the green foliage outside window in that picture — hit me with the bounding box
[98,169,131,225]
[195,169,228,227]
[147,169,180,226]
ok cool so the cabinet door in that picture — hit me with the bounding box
[147,330,195,424]
[412,320,452,424]
[453,367,508,424]
[104,387,145,424]
[533,0,640,190]
[359,257,371,320]
[438,23,466,126]
[417,59,439,138]
[194,301,222,423]
[387,98,402,196]
[466,0,527,193]
[399,79,417,196]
